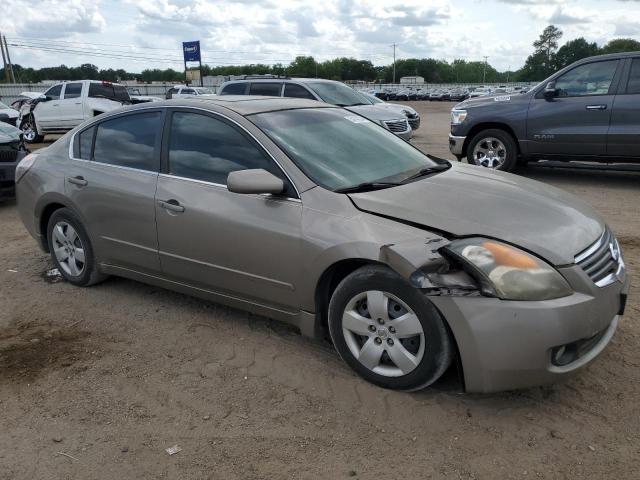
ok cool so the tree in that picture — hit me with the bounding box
[555,38,599,69]
[600,38,640,54]
[518,25,563,81]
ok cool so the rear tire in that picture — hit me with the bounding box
[328,265,453,391]
[46,208,107,287]
[466,128,518,172]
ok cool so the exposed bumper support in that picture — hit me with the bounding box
[449,134,466,156]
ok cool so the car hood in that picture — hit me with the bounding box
[346,104,405,122]
[0,108,19,118]
[455,92,531,109]
[348,163,604,266]
[19,91,45,99]
[377,103,417,116]
[0,121,22,143]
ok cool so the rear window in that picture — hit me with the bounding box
[88,83,130,102]
[249,83,282,96]
[220,83,247,95]
[626,59,640,94]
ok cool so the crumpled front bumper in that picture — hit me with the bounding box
[430,265,629,393]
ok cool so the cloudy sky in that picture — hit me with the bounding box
[1,0,639,73]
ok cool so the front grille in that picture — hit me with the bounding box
[384,119,410,133]
[0,148,19,163]
[575,228,623,287]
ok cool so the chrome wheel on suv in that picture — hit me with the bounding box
[472,137,507,168]
[467,128,518,172]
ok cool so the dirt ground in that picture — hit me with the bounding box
[1,102,639,479]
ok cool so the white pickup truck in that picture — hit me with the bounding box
[18,80,132,143]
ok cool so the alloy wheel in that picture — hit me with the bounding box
[22,120,36,142]
[52,221,86,277]
[342,290,425,377]
[472,137,507,168]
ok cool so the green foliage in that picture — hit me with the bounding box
[555,38,599,69]
[519,25,563,81]
[600,38,640,54]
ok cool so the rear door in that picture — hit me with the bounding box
[66,110,164,274]
[526,59,622,156]
[58,82,85,128]
[154,108,302,309]
[607,57,640,157]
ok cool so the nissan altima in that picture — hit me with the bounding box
[15,96,629,392]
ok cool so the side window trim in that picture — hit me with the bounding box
[159,106,300,199]
[68,108,165,173]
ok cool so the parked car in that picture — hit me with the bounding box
[165,85,216,99]
[219,78,412,140]
[15,97,628,392]
[0,100,19,127]
[126,87,162,104]
[429,90,444,101]
[10,92,42,113]
[449,90,467,102]
[468,87,492,98]
[449,52,640,171]
[359,91,421,130]
[18,80,131,144]
[0,121,28,200]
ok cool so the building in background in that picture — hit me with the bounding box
[400,76,424,84]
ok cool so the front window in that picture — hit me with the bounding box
[251,108,442,191]
[64,83,82,99]
[44,84,62,99]
[305,82,366,107]
[554,60,618,97]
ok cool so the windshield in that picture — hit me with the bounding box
[251,108,442,191]
[305,82,366,106]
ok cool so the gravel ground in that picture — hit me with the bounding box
[1,102,638,479]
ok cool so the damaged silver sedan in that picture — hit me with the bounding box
[15,97,629,392]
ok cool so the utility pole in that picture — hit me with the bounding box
[482,56,489,84]
[3,35,15,83]
[0,33,10,83]
[391,43,397,84]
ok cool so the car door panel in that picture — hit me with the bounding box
[65,110,164,273]
[58,82,85,129]
[35,84,62,128]
[526,59,621,156]
[155,176,302,308]
[607,57,640,157]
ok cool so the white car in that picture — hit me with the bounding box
[126,87,162,104]
[358,91,421,130]
[0,100,19,127]
[18,80,131,143]
[469,87,492,98]
[165,85,216,99]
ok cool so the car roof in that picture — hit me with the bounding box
[114,96,335,116]
[223,77,339,85]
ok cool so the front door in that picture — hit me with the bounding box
[35,84,63,128]
[65,110,164,273]
[608,57,640,157]
[526,59,621,156]
[155,109,302,309]
[58,82,85,128]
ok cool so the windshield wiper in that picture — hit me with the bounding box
[335,181,403,193]
[401,163,451,183]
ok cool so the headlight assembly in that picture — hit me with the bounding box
[451,109,467,125]
[445,238,572,301]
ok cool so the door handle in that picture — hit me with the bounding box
[158,199,185,213]
[67,176,88,187]
[586,104,607,110]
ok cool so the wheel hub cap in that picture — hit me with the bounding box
[52,221,86,277]
[472,137,507,169]
[342,291,425,378]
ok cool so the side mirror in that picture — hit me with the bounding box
[227,169,284,195]
[543,81,557,99]
[42,95,54,102]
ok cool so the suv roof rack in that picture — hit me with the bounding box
[241,75,291,80]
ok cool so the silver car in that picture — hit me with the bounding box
[15,97,628,393]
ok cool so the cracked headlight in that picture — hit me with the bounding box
[451,109,467,125]
[445,238,572,301]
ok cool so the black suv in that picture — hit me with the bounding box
[449,52,640,171]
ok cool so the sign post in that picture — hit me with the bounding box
[182,41,203,86]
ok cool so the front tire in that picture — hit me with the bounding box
[20,115,44,144]
[47,208,107,287]
[328,265,453,391]
[466,128,518,172]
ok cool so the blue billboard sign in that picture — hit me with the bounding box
[182,41,201,63]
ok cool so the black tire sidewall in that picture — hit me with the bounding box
[467,129,518,172]
[47,208,98,286]
[328,265,452,391]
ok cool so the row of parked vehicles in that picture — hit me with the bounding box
[367,85,530,102]
[9,54,629,394]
